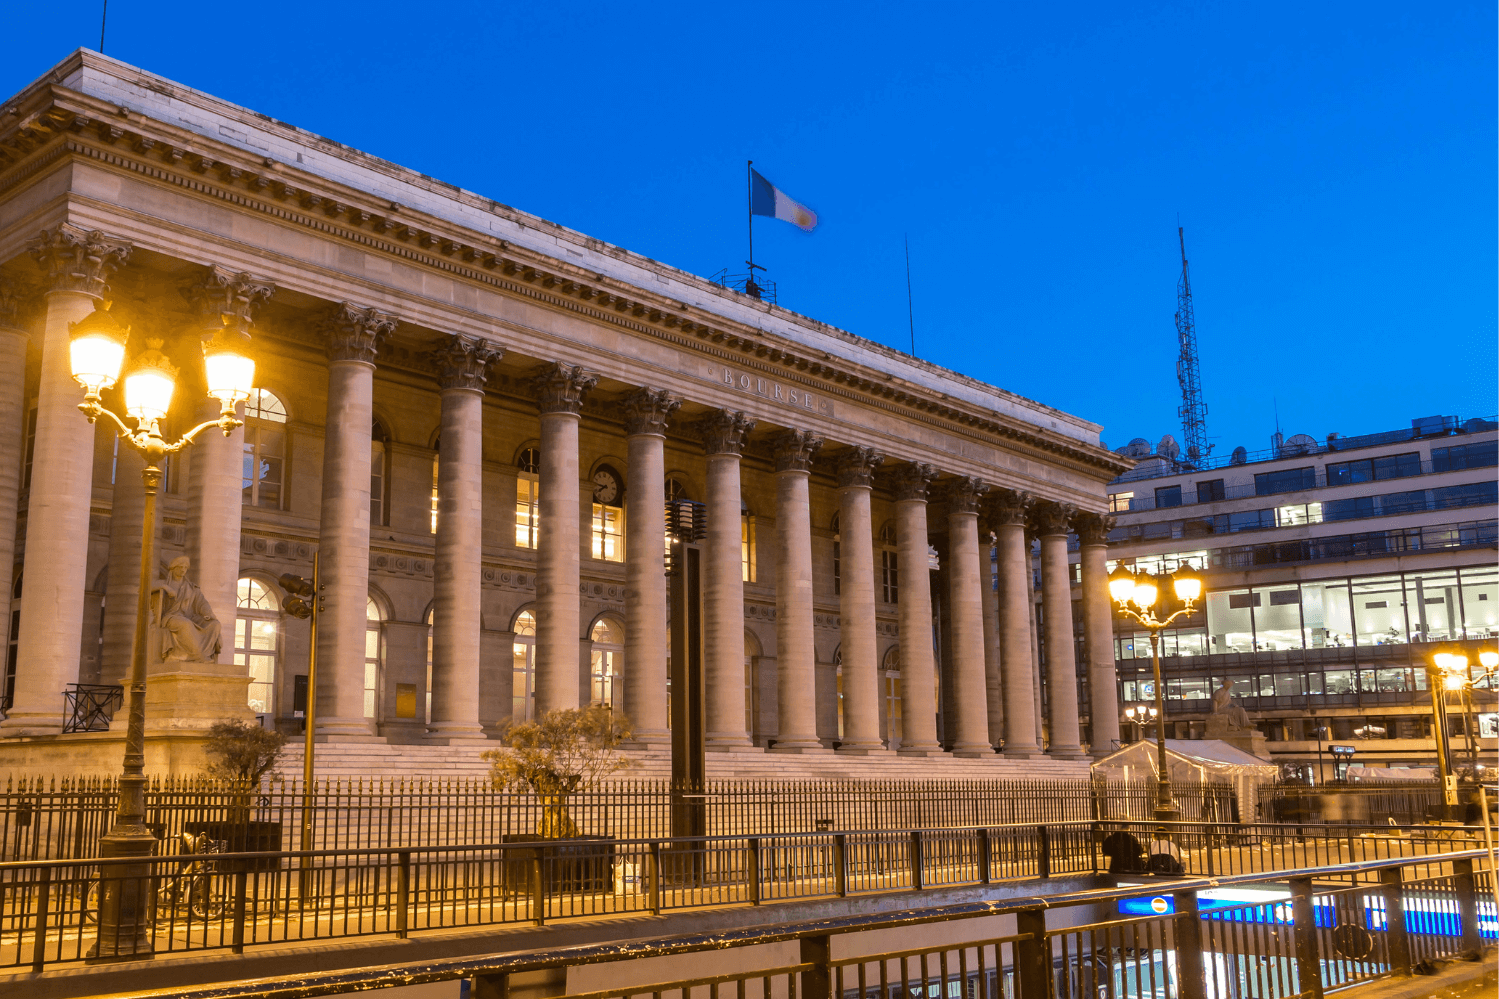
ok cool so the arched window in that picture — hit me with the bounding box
[831,513,841,596]
[429,435,440,534]
[242,389,287,508]
[881,646,902,746]
[4,573,20,713]
[590,618,622,708]
[364,597,383,720]
[235,578,279,716]
[590,465,625,562]
[665,477,691,502]
[879,523,899,604]
[370,421,389,526]
[741,500,757,583]
[516,448,540,549]
[512,610,536,722]
[833,644,843,740]
[424,606,434,726]
[744,630,762,738]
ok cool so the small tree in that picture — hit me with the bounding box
[204,719,287,784]
[483,706,636,838]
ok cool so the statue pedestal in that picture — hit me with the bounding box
[111,664,254,736]
[1204,717,1272,761]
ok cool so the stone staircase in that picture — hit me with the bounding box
[275,741,1092,783]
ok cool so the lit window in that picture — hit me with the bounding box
[831,514,841,596]
[1109,492,1134,513]
[370,422,388,525]
[881,646,902,747]
[516,447,540,549]
[364,597,382,720]
[235,578,279,716]
[741,501,757,583]
[512,610,536,721]
[590,618,622,708]
[879,523,899,604]
[429,437,440,534]
[242,389,287,508]
[592,504,625,561]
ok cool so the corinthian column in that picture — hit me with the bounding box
[1033,500,1085,758]
[835,447,885,754]
[699,410,756,751]
[1,227,131,737]
[991,489,1043,757]
[181,266,274,662]
[890,463,943,756]
[978,520,1004,752]
[532,362,597,715]
[1075,512,1120,756]
[428,335,502,742]
[315,303,395,741]
[769,428,826,753]
[623,388,680,748]
[944,476,992,757]
[0,281,31,706]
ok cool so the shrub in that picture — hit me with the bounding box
[203,719,287,784]
[483,706,636,838]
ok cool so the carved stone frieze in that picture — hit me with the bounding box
[889,462,939,502]
[179,265,275,336]
[322,302,398,363]
[943,476,988,515]
[431,334,503,392]
[697,410,756,456]
[27,225,132,300]
[1073,511,1116,547]
[622,387,682,436]
[531,362,598,415]
[835,446,885,489]
[771,429,824,473]
[0,277,34,331]
[987,488,1033,528]
[1030,499,1078,537]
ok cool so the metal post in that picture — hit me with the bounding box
[31,865,51,974]
[909,830,924,891]
[801,933,832,999]
[530,848,545,925]
[1452,858,1481,956]
[1037,825,1051,879]
[396,850,410,939]
[1289,877,1324,999]
[1014,906,1050,999]
[1379,866,1410,975]
[978,828,992,884]
[833,834,847,897]
[746,837,761,905]
[1425,664,1457,820]
[1173,890,1206,999]
[647,841,662,914]
[231,869,248,954]
[1149,630,1177,822]
[300,554,320,871]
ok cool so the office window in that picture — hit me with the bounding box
[1207,589,1254,654]
[370,421,389,526]
[879,523,899,604]
[1228,509,1273,532]
[1433,481,1498,511]
[1323,495,1377,522]
[1108,492,1134,513]
[1352,575,1406,646]
[741,501,757,583]
[1404,569,1459,643]
[1300,579,1354,649]
[1254,466,1315,496]
[1257,587,1303,651]
[1459,565,1497,639]
[515,447,540,549]
[1196,479,1225,503]
[1275,504,1322,527]
[1432,440,1498,472]
[242,389,287,508]
[364,597,383,720]
[512,610,536,722]
[1154,485,1183,509]
[235,578,279,716]
[1380,490,1429,515]
[590,619,622,709]
[1371,452,1421,480]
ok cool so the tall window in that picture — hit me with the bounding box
[831,514,841,596]
[741,500,757,582]
[235,578,278,716]
[242,389,287,508]
[370,421,389,525]
[881,646,902,747]
[3,574,20,713]
[512,610,536,721]
[879,523,899,604]
[21,404,36,493]
[590,618,622,708]
[430,436,440,534]
[516,448,540,549]
[591,464,625,562]
[364,598,382,720]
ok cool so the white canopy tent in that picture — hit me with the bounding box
[1092,739,1280,822]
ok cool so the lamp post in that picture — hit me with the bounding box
[1107,562,1204,823]
[1425,651,1464,821]
[69,308,254,961]
[1431,647,1498,879]
[1124,704,1157,744]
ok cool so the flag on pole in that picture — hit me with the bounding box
[749,168,818,231]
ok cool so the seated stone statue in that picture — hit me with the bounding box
[150,556,222,664]
[1205,680,1253,734]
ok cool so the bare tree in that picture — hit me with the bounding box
[483,706,636,838]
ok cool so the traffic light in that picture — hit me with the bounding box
[280,572,316,620]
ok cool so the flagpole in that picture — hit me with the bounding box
[746,160,754,275]
[905,234,916,355]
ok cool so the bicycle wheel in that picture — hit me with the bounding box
[189,877,223,919]
[82,881,100,924]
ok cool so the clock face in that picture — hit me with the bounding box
[593,468,621,505]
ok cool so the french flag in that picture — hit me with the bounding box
[750,168,818,231]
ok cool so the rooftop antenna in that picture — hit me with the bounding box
[1175,225,1210,466]
[904,234,916,355]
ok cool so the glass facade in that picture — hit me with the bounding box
[1255,466,1316,495]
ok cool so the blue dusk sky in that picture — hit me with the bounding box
[3,3,1494,456]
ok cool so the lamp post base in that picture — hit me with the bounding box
[85,822,158,963]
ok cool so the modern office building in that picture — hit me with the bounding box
[1094,417,1498,780]
[0,50,1133,775]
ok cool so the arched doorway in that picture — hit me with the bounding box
[512,609,536,722]
[589,617,623,709]
[234,577,279,717]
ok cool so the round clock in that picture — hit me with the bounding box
[592,467,621,505]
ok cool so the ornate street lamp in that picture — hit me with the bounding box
[71,307,254,961]
[1108,561,1204,823]
[1123,703,1157,744]
[1430,647,1498,878]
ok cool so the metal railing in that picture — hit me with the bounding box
[0,817,1488,972]
[60,684,122,734]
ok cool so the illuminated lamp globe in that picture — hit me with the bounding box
[67,307,128,395]
[1433,652,1467,674]
[1171,562,1204,604]
[1108,563,1137,606]
[201,327,256,410]
[1131,571,1160,611]
[1443,673,1465,691]
[122,339,179,425]
[1481,651,1499,670]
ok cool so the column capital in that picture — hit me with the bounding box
[771,428,823,472]
[179,264,275,336]
[835,446,885,489]
[942,475,988,514]
[1030,499,1078,537]
[322,302,397,363]
[622,387,682,436]
[0,276,34,333]
[432,333,503,392]
[27,225,132,300]
[532,361,598,414]
[698,409,756,456]
[1073,511,1116,547]
[889,462,939,502]
[986,488,1033,528]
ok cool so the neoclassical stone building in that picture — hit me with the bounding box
[0,51,1130,770]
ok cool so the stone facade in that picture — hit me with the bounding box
[0,52,1131,771]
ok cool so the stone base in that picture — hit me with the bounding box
[1205,730,1272,761]
[768,744,834,755]
[0,730,222,778]
[896,747,949,758]
[112,669,255,734]
[1004,751,1050,760]
[705,744,766,753]
[835,745,894,757]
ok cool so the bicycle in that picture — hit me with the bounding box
[83,831,225,923]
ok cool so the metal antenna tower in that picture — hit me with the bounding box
[1174,226,1210,466]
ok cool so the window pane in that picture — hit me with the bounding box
[365,628,380,659]
[1300,579,1353,649]
[1458,565,1497,639]
[1323,669,1354,694]
[1255,586,1303,651]
[1255,466,1316,495]
[250,620,276,650]
[1352,575,1406,646]
[1207,589,1254,654]
[1155,485,1182,508]
[1404,569,1460,643]
[1196,479,1225,503]
[516,476,539,549]
[1372,452,1421,480]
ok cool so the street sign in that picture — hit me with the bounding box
[1329,745,1356,755]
